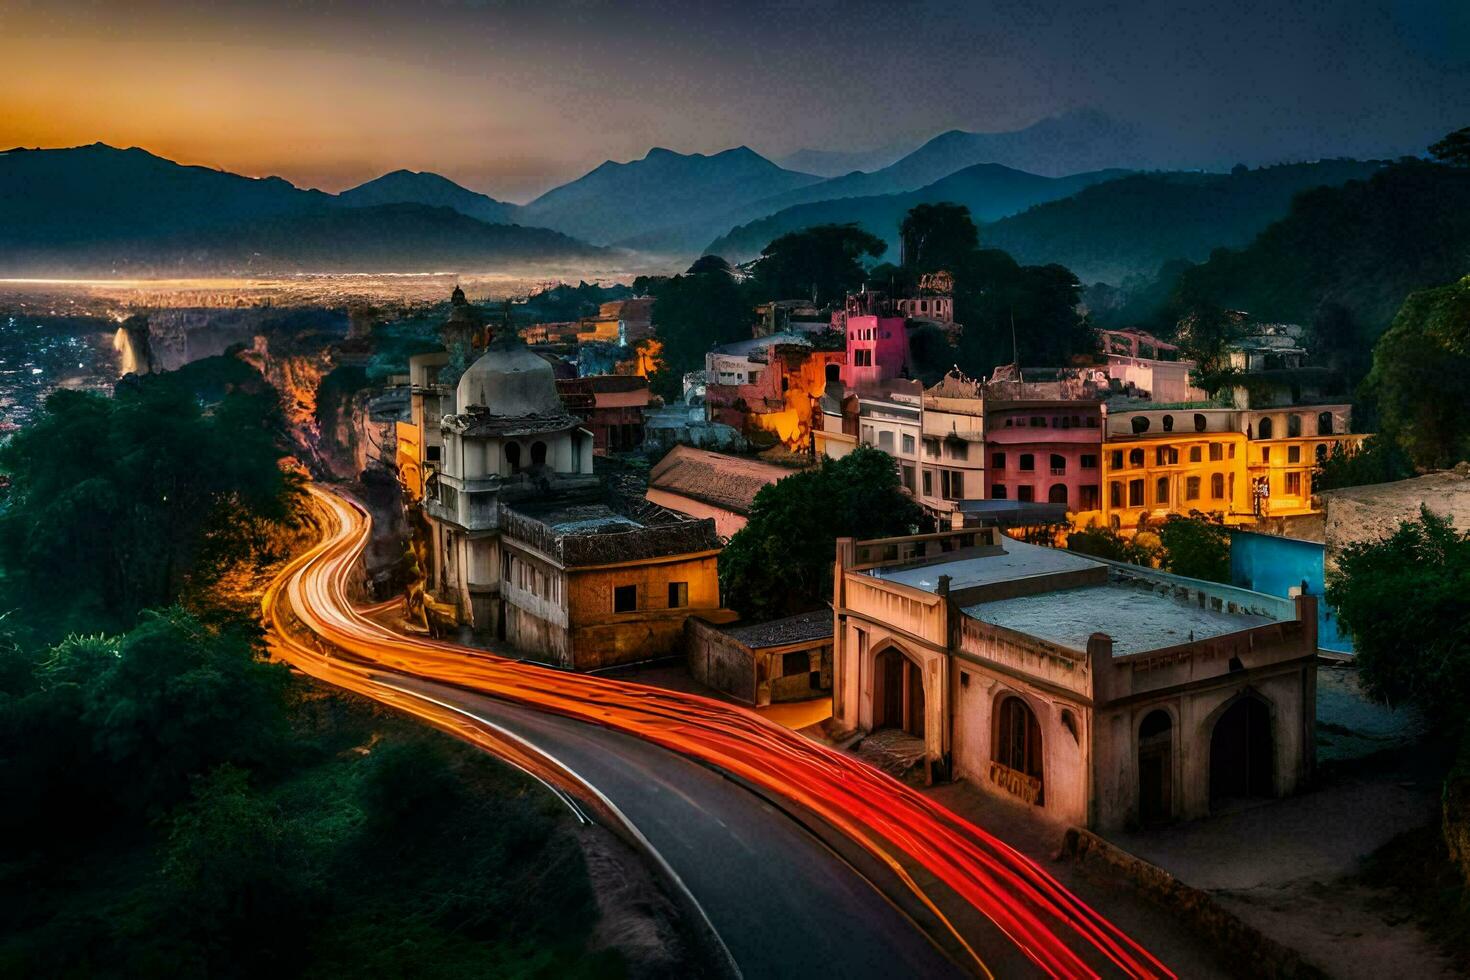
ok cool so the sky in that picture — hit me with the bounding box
[1,0,1466,202]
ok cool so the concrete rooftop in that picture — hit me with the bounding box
[865,538,1102,593]
[964,580,1272,656]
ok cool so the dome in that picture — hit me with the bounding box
[456,343,566,418]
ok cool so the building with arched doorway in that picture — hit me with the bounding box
[832,527,1319,830]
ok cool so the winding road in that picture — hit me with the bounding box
[263,485,1175,979]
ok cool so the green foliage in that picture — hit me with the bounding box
[645,261,754,400]
[900,202,978,273]
[1312,435,1413,492]
[1066,522,1159,566]
[720,447,922,619]
[1156,513,1231,583]
[1327,508,1470,736]
[0,367,297,634]
[1366,276,1470,469]
[752,223,887,306]
[950,249,1093,376]
[1164,161,1470,369]
[0,610,610,978]
[1429,126,1470,167]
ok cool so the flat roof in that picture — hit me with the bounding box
[864,539,1102,592]
[964,580,1272,655]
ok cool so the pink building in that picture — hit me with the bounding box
[836,292,910,388]
[983,399,1104,512]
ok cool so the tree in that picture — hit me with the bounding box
[720,448,922,619]
[1327,508,1470,735]
[1312,435,1412,492]
[900,202,979,273]
[1365,275,1470,468]
[1157,513,1231,583]
[645,262,752,401]
[1429,126,1470,167]
[948,250,1093,376]
[0,361,298,633]
[752,224,886,306]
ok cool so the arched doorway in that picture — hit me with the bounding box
[1209,695,1274,809]
[505,442,522,473]
[1048,483,1069,505]
[530,440,548,467]
[993,696,1044,805]
[873,646,925,738]
[1138,710,1173,826]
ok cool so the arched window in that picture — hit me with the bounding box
[1049,453,1066,473]
[505,442,522,473]
[1193,413,1207,432]
[1048,484,1068,505]
[994,696,1044,804]
[530,440,548,467]
[1156,477,1169,504]
[1129,448,1144,467]
[1211,472,1225,498]
[1257,417,1274,440]
[1162,414,1174,432]
[1131,416,1150,434]
[1287,414,1302,438]
[1317,412,1333,435]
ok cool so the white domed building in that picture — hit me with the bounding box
[421,333,728,666]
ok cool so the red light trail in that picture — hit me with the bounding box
[264,485,1176,980]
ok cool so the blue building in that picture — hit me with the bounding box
[1229,529,1352,653]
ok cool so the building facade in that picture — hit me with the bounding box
[831,528,1318,830]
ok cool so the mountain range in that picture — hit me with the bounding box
[0,112,1406,280]
[706,163,1129,262]
[0,145,602,276]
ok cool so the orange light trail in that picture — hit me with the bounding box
[264,485,1176,980]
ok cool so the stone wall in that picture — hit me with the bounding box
[685,617,757,703]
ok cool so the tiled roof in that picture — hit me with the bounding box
[717,610,833,649]
[648,445,797,515]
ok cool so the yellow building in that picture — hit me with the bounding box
[1238,406,1363,518]
[1095,429,1248,531]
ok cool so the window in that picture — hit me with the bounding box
[1156,447,1169,466]
[1211,473,1225,498]
[1110,450,1124,469]
[1186,476,1201,500]
[1315,443,1328,462]
[901,433,915,455]
[1050,453,1066,475]
[1257,417,1274,440]
[505,442,522,473]
[1129,448,1144,467]
[995,697,1044,803]
[1017,484,1034,502]
[941,469,965,500]
[947,440,968,461]
[782,650,809,676]
[1081,454,1098,469]
[861,424,875,445]
[1156,477,1169,504]
[901,464,915,491]
[614,584,637,613]
[853,349,873,367]
[1128,479,1144,507]
[1262,446,1271,463]
[1288,445,1301,463]
[992,483,1007,499]
[1189,445,1202,462]
[1209,442,1223,461]
[1110,481,1124,508]
[531,440,548,467]
[1193,413,1207,432]
[992,452,1007,470]
[1286,472,1302,495]
[922,469,933,496]
[667,581,688,608]
[878,430,895,451]
[1168,447,1180,464]
[1031,416,1046,428]
[1317,412,1334,436]
[1131,416,1150,434]
[1019,453,1035,471]
[923,437,940,458]
[1048,484,1068,504]
[1287,414,1302,438]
